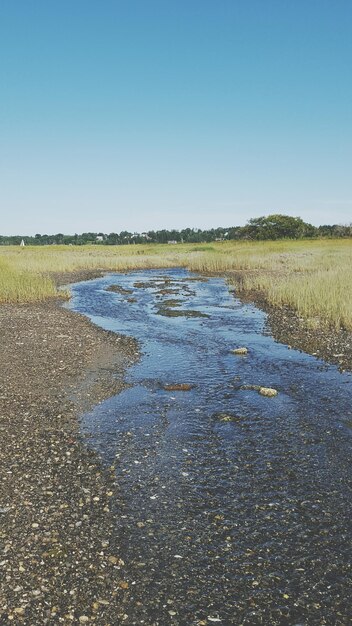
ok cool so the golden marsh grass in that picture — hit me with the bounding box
[0,239,351,329]
[0,258,57,303]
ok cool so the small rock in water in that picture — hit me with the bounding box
[259,387,278,397]
[231,347,248,355]
[215,412,242,423]
[164,383,193,391]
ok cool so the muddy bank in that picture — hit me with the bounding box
[221,270,352,373]
[0,298,138,624]
[246,291,352,373]
[50,269,106,288]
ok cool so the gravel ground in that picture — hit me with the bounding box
[0,297,138,625]
[1,269,351,625]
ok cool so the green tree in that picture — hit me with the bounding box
[243,214,316,240]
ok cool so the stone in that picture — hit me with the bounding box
[13,608,25,616]
[164,383,193,391]
[108,555,119,565]
[231,347,248,355]
[259,387,278,397]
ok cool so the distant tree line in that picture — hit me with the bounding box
[1,214,352,246]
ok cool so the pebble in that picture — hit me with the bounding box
[13,608,25,616]
[259,387,278,397]
[231,347,248,355]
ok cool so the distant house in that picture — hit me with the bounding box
[20,239,25,247]
[96,235,104,242]
[167,240,178,244]
[215,232,228,242]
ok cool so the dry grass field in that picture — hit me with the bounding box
[0,239,351,330]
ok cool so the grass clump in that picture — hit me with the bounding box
[0,259,57,303]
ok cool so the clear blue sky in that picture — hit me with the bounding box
[0,0,351,235]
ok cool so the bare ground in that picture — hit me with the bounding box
[0,298,138,625]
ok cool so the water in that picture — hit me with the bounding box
[69,269,352,625]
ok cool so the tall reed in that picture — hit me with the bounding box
[0,258,57,303]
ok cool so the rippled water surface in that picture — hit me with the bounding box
[69,269,352,625]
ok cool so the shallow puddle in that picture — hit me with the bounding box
[69,269,352,625]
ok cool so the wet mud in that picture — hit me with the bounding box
[106,285,134,295]
[156,307,209,318]
[68,269,352,625]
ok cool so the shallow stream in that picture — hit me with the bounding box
[69,269,352,625]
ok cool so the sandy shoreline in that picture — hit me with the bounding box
[1,269,351,623]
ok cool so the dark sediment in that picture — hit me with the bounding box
[155,306,209,318]
[106,285,133,296]
[49,269,106,287]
